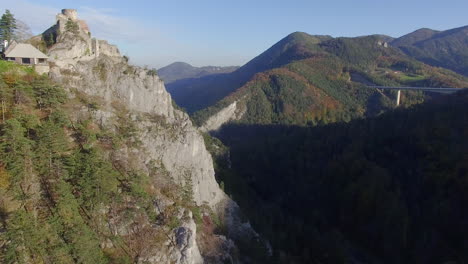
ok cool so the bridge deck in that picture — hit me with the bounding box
[369,86,464,93]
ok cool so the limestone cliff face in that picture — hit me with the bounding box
[47,10,224,208]
[200,101,246,132]
[43,9,262,264]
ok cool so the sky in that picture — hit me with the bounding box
[2,0,467,68]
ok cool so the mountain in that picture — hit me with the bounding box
[0,9,266,264]
[391,26,468,76]
[166,32,333,112]
[188,32,468,130]
[158,62,239,84]
[208,89,468,263]
[391,28,440,46]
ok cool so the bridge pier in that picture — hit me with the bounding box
[396,89,401,106]
[368,86,462,107]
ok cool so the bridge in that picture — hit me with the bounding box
[368,86,465,106]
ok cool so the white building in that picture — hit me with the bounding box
[3,40,50,74]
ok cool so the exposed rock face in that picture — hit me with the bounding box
[200,101,246,132]
[137,211,204,264]
[139,120,224,206]
[44,9,262,263]
[52,56,175,118]
[173,216,204,264]
[47,9,227,208]
[46,9,120,69]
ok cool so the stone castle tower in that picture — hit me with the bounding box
[56,9,90,34]
[44,8,121,67]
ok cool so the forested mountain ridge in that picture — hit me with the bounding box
[391,25,468,76]
[207,89,468,263]
[158,62,239,84]
[390,28,440,47]
[191,32,468,130]
[166,32,333,113]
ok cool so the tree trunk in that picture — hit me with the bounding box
[1,100,4,122]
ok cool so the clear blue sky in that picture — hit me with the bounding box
[3,0,468,68]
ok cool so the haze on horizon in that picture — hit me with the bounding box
[2,0,467,68]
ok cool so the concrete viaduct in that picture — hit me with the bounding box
[368,86,465,106]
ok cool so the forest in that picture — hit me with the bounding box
[191,33,468,129]
[0,60,210,263]
[206,90,468,263]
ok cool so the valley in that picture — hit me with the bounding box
[209,90,468,263]
[0,3,467,264]
[166,26,468,264]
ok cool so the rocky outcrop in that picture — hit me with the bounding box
[135,115,225,206]
[44,9,263,263]
[47,10,228,209]
[45,9,120,69]
[200,101,246,132]
[52,56,175,118]
[137,211,204,264]
[173,216,204,264]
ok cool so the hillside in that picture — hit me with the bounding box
[158,62,239,84]
[190,32,468,130]
[166,32,333,112]
[0,9,265,264]
[207,89,468,263]
[391,25,468,76]
[391,28,440,46]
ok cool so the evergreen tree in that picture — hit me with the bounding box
[32,78,67,109]
[0,118,33,192]
[34,119,69,183]
[0,10,17,44]
[0,79,11,122]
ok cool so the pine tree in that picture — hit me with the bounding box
[0,10,17,44]
[0,118,33,197]
[34,119,69,183]
[0,79,11,122]
[32,78,67,109]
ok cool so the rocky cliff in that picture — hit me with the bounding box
[200,101,246,132]
[39,9,262,264]
[47,8,224,211]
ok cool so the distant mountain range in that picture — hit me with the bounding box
[164,26,468,129]
[165,30,466,131]
[158,62,239,84]
[391,25,468,76]
[164,25,468,263]
[166,33,335,113]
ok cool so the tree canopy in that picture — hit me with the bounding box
[0,10,17,45]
